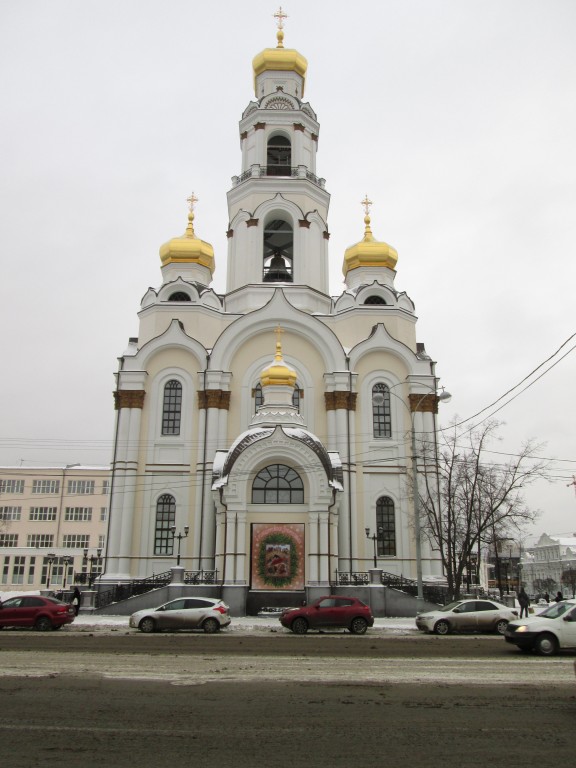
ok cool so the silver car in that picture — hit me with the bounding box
[416,598,518,635]
[129,597,231,634]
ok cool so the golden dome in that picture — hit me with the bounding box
[260,328,297,388]
[252,25,307,96]
[159,197,215,272]
[342,197,398,276]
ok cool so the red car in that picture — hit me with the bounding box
[279,595,374,634]
[0,595,76,631]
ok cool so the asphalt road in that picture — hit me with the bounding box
[1,630,574,767]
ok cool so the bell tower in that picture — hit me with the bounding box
[226,9,331,301]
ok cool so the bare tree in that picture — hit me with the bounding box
[420,420,547,600]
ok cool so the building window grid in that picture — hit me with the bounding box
[0,479,24,494]
[27,534,55,548]
[154,494,176,555]
[32,479,60,494]
[98,534,106,550]
[372,383,392,438]
[67,480,95,495]
[376,497,396,557]
[2,557,9,584]
[29,507,57,521]
[12,556,25,585]
[65,507,93,522]
[0,534,18,547]
[0,506,22,521]
[252,464,304,504]
[102,480,110,495]
[161,380,182,435]
[28,557,35,585]
[63,534,90,549]
[100,507,108,522]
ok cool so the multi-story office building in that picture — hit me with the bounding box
[0,466,109,593]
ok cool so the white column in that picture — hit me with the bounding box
[308,512,319,584]
[318,511,330,584]
[235,512,247,584]
[224,511,237,585]
[118,406,142,577]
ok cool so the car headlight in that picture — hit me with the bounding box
[515,625,529,633]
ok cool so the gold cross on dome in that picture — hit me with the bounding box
[361,195,373,216]
[274,7,288,30]
[186,192,198,212]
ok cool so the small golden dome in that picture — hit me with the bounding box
[252,22,307,96]
[342,197,398,276]
[260,328,297,388]
[159,196,215,272]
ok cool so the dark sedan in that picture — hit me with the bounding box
[0,595,76,631]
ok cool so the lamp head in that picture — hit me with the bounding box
[184,525,189,536]
[365,527,370,538]
[438,387,452,404]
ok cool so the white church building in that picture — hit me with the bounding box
[101,16,446,614]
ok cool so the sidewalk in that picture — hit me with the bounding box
[73,614,419,633]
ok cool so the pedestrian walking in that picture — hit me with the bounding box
[554,591,563,603]
[518,587,530,618]
[71,587,81,616]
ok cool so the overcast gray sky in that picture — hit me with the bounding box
[1,0,574,540]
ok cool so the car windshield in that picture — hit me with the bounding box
[440,601,464,612]
[537,602,573,619]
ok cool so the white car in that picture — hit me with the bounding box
[129,597,231,634]
[416,598,518,635]
[504,599,576,656]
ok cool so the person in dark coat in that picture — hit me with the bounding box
[71,587,82,616]
[518,587,530,618]
[554,591,563,603]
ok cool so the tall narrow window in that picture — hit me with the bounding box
[254,383,263,413]
[252,465,304,504]
[162,380,182,435]
[154,494,176,555]
[372,383,391,438]
[263,219,293,282]
[267,134,291,176]
[292,383,301,411]
[376,497,396,556]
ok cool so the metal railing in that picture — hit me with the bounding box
[234,165,324,187]
[334,570,448,605]
[94,569,218,609]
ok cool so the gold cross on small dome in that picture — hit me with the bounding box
[186,192,198,212]
[361,195,373,216]
[274,7,288,30]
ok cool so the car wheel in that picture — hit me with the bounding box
[139,617,156,634]
[52,625,63,630]
[35,616,53,632]
[291,617,308,635]
[350,617,368,635]
[495,619,508,635]
[434,620,450,636]
[535,633,559,657]
[202,618,220,634]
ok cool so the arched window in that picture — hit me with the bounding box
[364,295,387,305]
[263,219,293,282]
[376,497,396,556]
[167,292,191,302]
[154,494,175,555]
[372,383,391,438]
[162,380,182,435]
[267,134,291,176]
[252,464,304,504]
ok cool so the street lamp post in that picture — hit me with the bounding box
[45,552,56,589]
[365,527,383,567]
[62,555,73,589]
[171,525,189,566]
[374,383,452,614]
[83,547,103,588]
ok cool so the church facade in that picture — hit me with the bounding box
[102,19,445,614]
